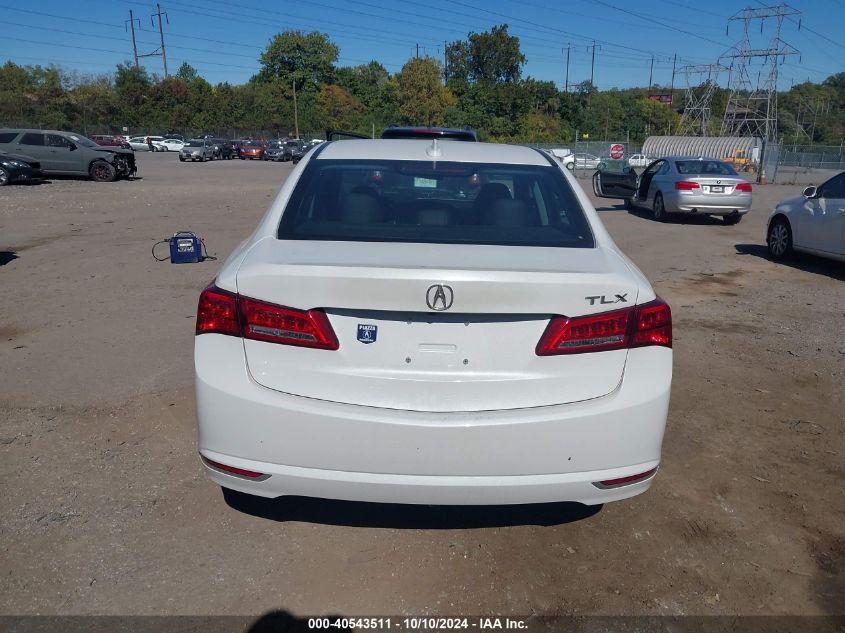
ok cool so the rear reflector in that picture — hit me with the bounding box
[536,298,671,356]
[594,467,658,489]
[735,182,752,192]
[196,283,339,350]
[675,180,700,191]
[200,455,269,480]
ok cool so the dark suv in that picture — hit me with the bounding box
[0,129,136,181]
[211,138,236,160]
[381,126,478,141]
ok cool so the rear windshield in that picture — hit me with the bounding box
[675,160,737,175]
[278,159,594,248]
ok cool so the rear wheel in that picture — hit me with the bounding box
[89,160,116,182]
[0,166,9,186]
[652,192,666,221]
[767,217,793,260]
[623,198,633,210]
[722,212,742,225]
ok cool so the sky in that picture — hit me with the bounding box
[1,0,843,90]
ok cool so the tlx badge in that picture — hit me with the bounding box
[585,294,628,306]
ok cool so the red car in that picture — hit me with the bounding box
[239,140,266,160]
[91,134,131,150]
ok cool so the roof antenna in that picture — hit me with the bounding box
[426,138,442,158]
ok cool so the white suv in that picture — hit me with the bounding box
[195,139,673,506]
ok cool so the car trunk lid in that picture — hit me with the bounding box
[235,239,638,412]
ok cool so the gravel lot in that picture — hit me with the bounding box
[0,152,842,617]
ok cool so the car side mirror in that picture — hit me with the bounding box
[802,186,817,198]
[68,143,77,151]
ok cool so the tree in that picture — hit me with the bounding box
[449,25,525,85]
[257,31,339,90]
[175,62,199,83]
[396,57,455,127]
[316,84,364,131]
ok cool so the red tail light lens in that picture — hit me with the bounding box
[196,284,240,336]
[196,284,339,350]
[735,182,752,192]
[239,296,339,350]
[536,298,671,356]
[675,180,700,191]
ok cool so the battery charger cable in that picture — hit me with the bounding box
[151,235,217,262]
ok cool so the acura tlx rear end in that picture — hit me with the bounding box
[195,139,672,506]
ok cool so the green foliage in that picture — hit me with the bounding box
[396,57,455,127]
[257,30,339,90]
[0,27,842,145]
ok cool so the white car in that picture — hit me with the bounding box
[628,154,650,168]
[128,136,162,151]
[195,138,673,506]
[767,171,845,262]
[155,138,185,152]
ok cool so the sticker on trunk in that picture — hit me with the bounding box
[357,324,377,344]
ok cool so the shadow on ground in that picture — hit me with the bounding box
[0,251,18,266]
[735,243,845,281]
[223,489,602,528]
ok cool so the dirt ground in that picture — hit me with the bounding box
[0,152,842,618]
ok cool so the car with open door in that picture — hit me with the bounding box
[766,171,845,262]
[194,137,673,507]
[593,156,752,224]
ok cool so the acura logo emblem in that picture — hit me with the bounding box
[426,284,454,311]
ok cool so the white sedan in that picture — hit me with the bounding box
[195,138,673,506]
[767,171,845,262]
[155,138,185,152]
[128,136,161,151]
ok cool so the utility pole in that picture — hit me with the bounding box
[416,43,419,59]
[126,10,140,68]
[151,3,169,77]
[443,41,448,80]
[564,43,571,92]
[647,55,654,89]
[669,53,677,105]
[292,80,299,139]
[590,40,597,86]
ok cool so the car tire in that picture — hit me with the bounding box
[623,198,634,210]
[565,162,574,171]
[89,160,116,182]
[722,212,742,225]
[652,192,666,222]
[767,217,793,260]
[0,166,9,186]
[179,156,185,162]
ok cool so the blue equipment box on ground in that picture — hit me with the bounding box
[169,232,203,264]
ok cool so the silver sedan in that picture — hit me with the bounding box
[594,156,753,224]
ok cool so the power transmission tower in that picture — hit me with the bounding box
[136,4,170,76]
[719,3,800,141]
[677,64,727,136]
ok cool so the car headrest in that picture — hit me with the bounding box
[474,182,512,208]
[339,193,384,224]
[483,198,537,227]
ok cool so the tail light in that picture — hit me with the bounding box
[675,180,700,191]
[196,283,339,350]
[536,298,671,356]
[735,182,752,192]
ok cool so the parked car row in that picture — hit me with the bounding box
[0,128,137,182]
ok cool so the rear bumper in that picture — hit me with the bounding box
[664,191,751,215]
[195,336,671,505]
